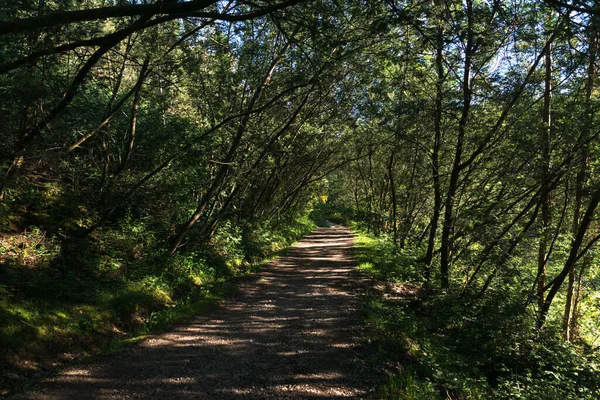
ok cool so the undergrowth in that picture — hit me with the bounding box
[0,208,315,395]
[352,229,600,400]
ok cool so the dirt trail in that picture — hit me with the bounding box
[17,226,378,399]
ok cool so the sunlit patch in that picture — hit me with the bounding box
[330,342,352,348]
[292,372,345,380]
[161,376,195,384]
[270,378,363,397]
[19,227,372,397]
[64,368,90,376]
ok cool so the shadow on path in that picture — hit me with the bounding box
[18,226,378,399]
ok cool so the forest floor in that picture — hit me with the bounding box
[13,225,380,399]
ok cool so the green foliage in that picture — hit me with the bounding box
[353,231,421,282]
[3,0,600,396]
[379,366,440,400]
[316,202,354,226]
[308,207,329,227]
[242,216,316,263]
[354,230,600,400]
[0,211,315,393]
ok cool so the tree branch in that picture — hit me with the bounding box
[0,0,305,36]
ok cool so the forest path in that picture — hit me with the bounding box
[19,225,378,399]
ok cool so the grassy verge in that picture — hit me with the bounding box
[0,216,316,396]
[352,228,600,400]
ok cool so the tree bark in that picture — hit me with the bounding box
[537,37,553,314]
[425,24,444,278]
[440,0,473,288]
[563,19,596,339]
[101,39,132,188]
[0,0,216,35]
[539,185,600,328]
[115,58,150,176]
[169,44,289,254]
[388,153,398,246]
[0,16,147,196]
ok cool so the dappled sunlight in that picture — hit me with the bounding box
[19,226,378,399]
[62,369,90,376]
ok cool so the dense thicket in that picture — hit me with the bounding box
[328,0,600,337]
[323,0,600,397]
[0,0,377,388]
[1,0,600,397]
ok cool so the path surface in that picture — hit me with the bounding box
[18,226,378,399]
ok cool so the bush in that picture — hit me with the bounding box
[0,209,316,395]
[354,230,600,400]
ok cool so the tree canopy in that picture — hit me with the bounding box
[2,0,600,397]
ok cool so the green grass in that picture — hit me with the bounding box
[353,226,420,283]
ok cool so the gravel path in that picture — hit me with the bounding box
[18,225,378,399]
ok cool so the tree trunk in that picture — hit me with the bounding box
[1,15,150,195]
[563,120,588,340]
[570,254,590,339]
[115,57,150,176]
[563,18,596,340]
[400,144,418,249]
[424,26,444,279]
[388,153,398,246]
[169,44,288,254]
[539,185,600,328]
[537,38,553,316]
[440,0,472,288]
[100,44,130,189]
